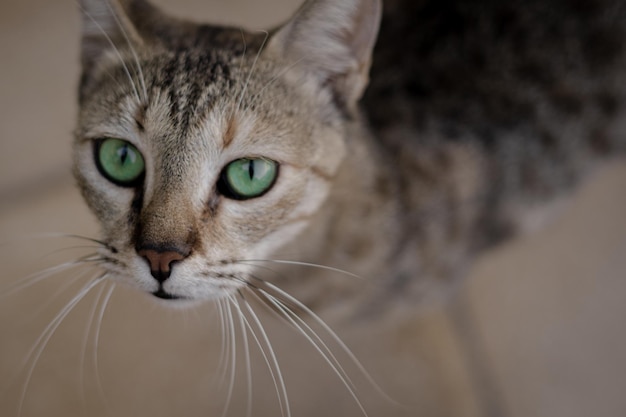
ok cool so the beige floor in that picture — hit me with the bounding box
[1,1,626,417]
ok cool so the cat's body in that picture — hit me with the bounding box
[69,0,626,415]
[360,0,626,308]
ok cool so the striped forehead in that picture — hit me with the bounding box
[144,49,239,134]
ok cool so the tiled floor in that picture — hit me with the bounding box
[1,1,625,417]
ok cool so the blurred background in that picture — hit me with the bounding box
[1,1,625,416]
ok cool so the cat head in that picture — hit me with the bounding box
[73,0,381,302]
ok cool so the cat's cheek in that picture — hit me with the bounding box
[310,126,346,176]
[255,221,311,257]
[290,175,331,218]
[77,178,136,227]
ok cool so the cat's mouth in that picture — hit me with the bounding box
[152,288,185,300]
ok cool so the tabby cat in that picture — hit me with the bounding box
[70,0,626,415]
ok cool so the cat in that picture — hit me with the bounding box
[12,0,626,415]
[76,0,626,313]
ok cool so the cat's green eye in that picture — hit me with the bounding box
[96,138,145,186]
[219,158,279,200]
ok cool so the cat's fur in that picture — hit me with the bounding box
[74,0,626,415]
[76,0,626,312]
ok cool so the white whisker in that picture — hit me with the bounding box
[236,299,287,417]
[103,0,148,101]
[100,67,126,91]
[60,234,115,251]
[240,259,363,280]
[43,245,103,258]
[16,276,104,417]
[259,289,356,386]
[1,232,107,247]
[220,298,237,417]
[93,284,115,410]
[240,295,291,417]
[258,279,398,406]
[214,299,230,387]
[79,284,108,409]
[258,289,368,417]
[23,267,97,324]
[228,28,248,121]
[235,30,270,115]
[230,293,253,417]
[1,256,100,299]
[77,3,141,103]
[229,295,252,417]
[250,57,306,104]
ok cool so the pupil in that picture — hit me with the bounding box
[118,145,129,165]
[248,160,254,180]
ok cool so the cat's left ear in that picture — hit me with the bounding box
[79,0,142,72]
[266,0,382,112]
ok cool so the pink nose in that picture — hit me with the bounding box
[137,249,187,283]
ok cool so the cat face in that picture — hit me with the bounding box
[73,0,380,302]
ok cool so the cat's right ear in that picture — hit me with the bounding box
[79,0,150,72]
[266,0,382,113]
